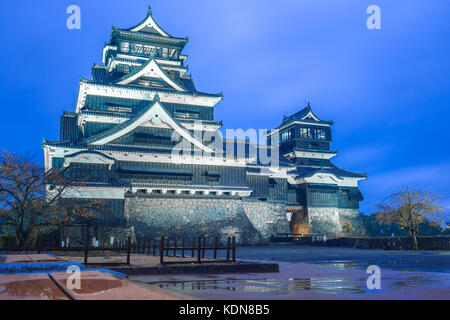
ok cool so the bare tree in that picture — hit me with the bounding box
[376,187,443,250]
[0,150,100,247]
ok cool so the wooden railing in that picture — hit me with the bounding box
[156,236,236,265]
[0,236,237,265]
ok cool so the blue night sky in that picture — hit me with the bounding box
[0,0,448,217]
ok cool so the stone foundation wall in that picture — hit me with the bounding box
[124,197,290,245]
[308,208,341,237]
[339,208,366,236]
[97,226,135,245]
[243,200,290,241]
[308,207,365,238]
[65,225,135,246]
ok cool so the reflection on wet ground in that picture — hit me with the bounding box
[154,277,367,295]
[0,274,68,300]
[0,271,185,300]
[71,279,124,295]
[139,270,450,299]
[131,252,450,299]
[0,279,68,300]
[231,246,450,273]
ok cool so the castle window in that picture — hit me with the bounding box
[316,129,326,140]
[138,80,151,87]
[120,42,129,53]
[300,128,312,139]
[174,109,200,119]
[169,48,178,59]
[203,170,220,183]
[280,130,291,143]
[105,103,132,113]
[144,45,156,55]
[131,43,143,54]
[162,47,169,58]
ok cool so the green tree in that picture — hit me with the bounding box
[376,187,443,250]
[342,222,355,236]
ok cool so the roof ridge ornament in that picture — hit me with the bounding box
[127,4,170,37]
[153,93,160,102]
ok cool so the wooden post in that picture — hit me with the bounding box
[226,237,231,261]
[202,238,206,258]
[37,239,42,254]
[153,239,156,256]
[197,237,202,263]
[160,236,165,264]
[174,240,177,257]
[84,234,89,264]
[232,236,236,262]
[148,240,151,255]
[214,237,218,260]
[166,238,169,256]
[126,236,131,265]
[182,239,185,258]
[192,238,195,257]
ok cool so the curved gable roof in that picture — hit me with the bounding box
[82,98,216,154]
[127,6,170,37]
[113,58,187,92]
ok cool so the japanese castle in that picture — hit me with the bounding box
[43,7,366,244]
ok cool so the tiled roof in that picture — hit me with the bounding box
[91,65,110,83]
[288,165,366,179]
[112,58,187,91]
[110,28,188,49]
[80,109,132,119]
[60,112,80,142]
[80,78,223,99]
[280,104,333,127]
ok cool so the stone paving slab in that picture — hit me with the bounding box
[2,254,63,264]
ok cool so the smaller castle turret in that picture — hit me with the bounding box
[268,103,367,237]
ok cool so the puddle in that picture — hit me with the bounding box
[70,279,126,295]
[142,271,450,298]
[0,279,68,300]
[151,277,367,295]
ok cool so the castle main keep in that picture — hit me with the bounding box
[43,7,366,245]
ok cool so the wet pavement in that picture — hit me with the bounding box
[1,254,65,264]
[131,246,450,299]
[229,245,450,273]
[0,271,190,300]
[0,273,69,300]
[131,261,450,299]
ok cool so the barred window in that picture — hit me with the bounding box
[131,43,143,54]
[120,42,129,53]
[144,45,156,55]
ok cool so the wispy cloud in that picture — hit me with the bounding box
[360,162,450,216]
[335,145,393,169]
[368,162,450,191]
